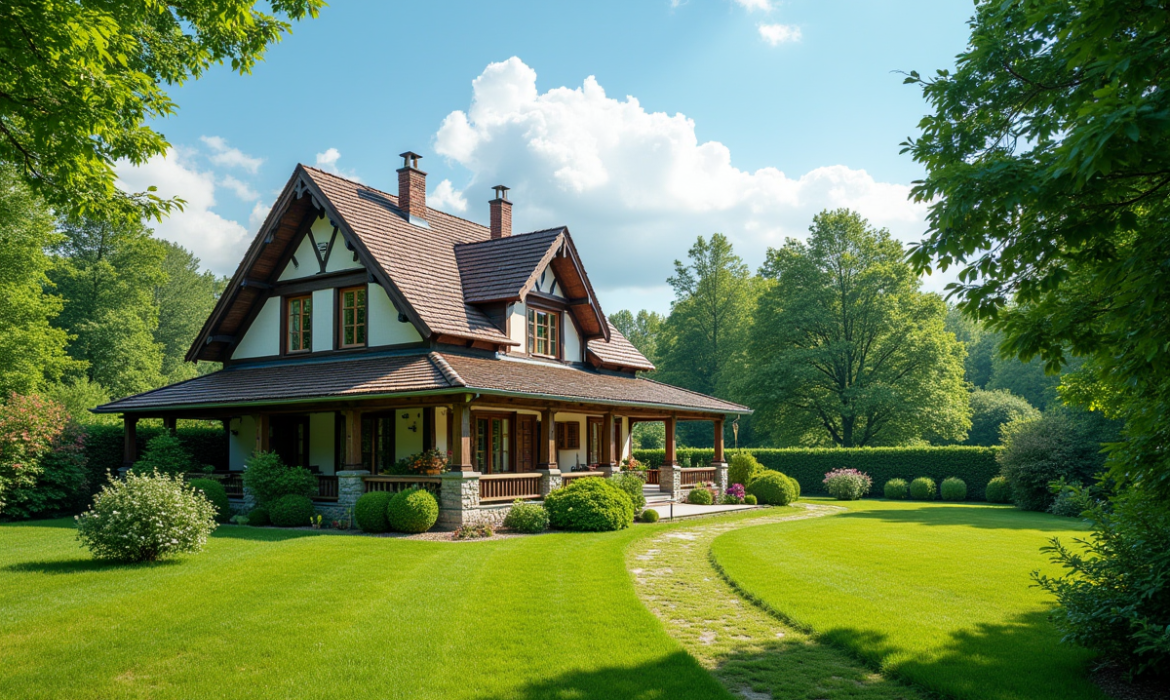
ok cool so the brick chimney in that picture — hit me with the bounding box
[397,151,427,225]
[490,185,512,239]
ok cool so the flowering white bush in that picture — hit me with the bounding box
[823,468,873,501]
[75,470,217,562]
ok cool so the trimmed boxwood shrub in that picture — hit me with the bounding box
[634,446,1001,500]
[354,491,392,533]
[687,487,714,505]
[503,500,549,533]
[387,487,439,533]
[728,452,763,487]
[188,478,230,522]
[744,494,758,505]
[884,478,909,499]
[747,472,796,506]
[910,477,937,500]
[784,475,801,499]
[242,451,315,506]
[608,473,646,512]
[545,478,635,531]
[246,506,270,526]
[941,477,968,501]
[269,494,315,527]
[641,508,660,523]
[985,476,1012,504]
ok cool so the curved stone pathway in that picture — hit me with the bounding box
[627,504,925,700]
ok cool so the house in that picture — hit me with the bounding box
[95,152,751,527]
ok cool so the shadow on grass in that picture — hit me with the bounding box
[209,525,329,542]
[839,503,1085,532]
[4,558,182,575]
[0,517,79,530]
[479,650,730,700]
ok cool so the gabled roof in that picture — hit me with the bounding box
[587,322,656,372]
[94,352,747,415]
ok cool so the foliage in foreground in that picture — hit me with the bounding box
[0,393,89,518]
[503,501,549,533]
[998,411,1116,512]
[386,487,439,534]
[1034,488,1170,678]
[268,494,315,528]
[354,491,392,533]
[188,478,230,522]
[608,473,647,512]
[545,477,634,532]
[75,470,216,562]
[242,451,315,506]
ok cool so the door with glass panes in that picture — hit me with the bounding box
[474,413,512,473]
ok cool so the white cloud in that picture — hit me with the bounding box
[200,135,264,174]
[758,23,801,45]
[733,0,772,11]
[314,147,361,181]
[249,201,272,230]
[116,149,251,275]
[430,179,468,212]
[434,57,933,314]
[220,174,259,201]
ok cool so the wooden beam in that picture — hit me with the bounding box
[713,417,725,464]
[162,416,177,434]
[122,416,139,468]
[601,411,615,467]
[451,400,473,472]
[254,414,270,454]
[664,414,677,467]
[538,405,557,469]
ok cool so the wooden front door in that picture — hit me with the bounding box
[271,415,310,469]
[516,414,536,472]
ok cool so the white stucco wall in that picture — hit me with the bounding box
[229,416,256,470]
[531,264,566,298]
[435,407,449,455]
[393,408,425,461]
[278,218,362,281]
[555,411,588,470]
[311,289,334,353]
[369,285,423,347]
[309,412,335,473]
[507,302,526,348]
[563,314,582,363]
[231,297,281,360]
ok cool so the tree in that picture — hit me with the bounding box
[154,241,225,382]
[966,388,1038,446]
[49,216,166,398]
[742,209,969,447]
[987,354,1063,411]
[903,0,1170,495]
[0,167,80,396]
[656,234,754,397]
[608,309,664,369]
[0,0,321,225]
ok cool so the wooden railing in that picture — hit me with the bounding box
[643,469,660,486]
[363,475,442,496]
[479,473,542,502]
[315,475,339,501]
[560,471,605,487]
[680,467,717,488]
[186,471,244,498]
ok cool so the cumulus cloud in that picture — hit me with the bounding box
[200,135,264,173]
[116,149,251,275]
[220,174,259,201]
[249,201,272,230]
[430,179,468,212]
[314,147,362,181]
[733,0,772,11]
[758,23,801,45]
[433,57,930,312]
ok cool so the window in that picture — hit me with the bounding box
[587,417,603,466]
[555,421,580,451]
[339,286,367,348]
[475,415,511,473]
[286,295,312,353]
[527,307,559,357]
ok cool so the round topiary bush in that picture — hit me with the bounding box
[985,476,1012,503]
[75,470,217,562]
[940,477,968,501]
[503,500,549,533]
[269,494,315,527]
[246,506,270,526]
[744,494,758,505]
[687,486,714,505]
[545,477,635,531]
[641,508,660,523]
[785,475,802,499]
[823,469,873,500]
[909,477,937,500]
[188,478,230,522]
[387,487,439,533]
[728,452,763,487]
[608,473,646,512]
[354,491,392,533]
[747,472,796,506]
[884,478,909,500]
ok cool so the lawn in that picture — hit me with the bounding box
[0,518,732,700]
[709,499,1106,700]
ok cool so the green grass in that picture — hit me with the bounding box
[0,518,732,700]
[709,499,1106,700]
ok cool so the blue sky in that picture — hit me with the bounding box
[118,0,974,315]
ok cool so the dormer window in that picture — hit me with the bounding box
[339,286,367,348]
[527,307,559,358]
[286,295,312,353]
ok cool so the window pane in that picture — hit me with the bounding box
[345,328,354,345]
[356,326,366,344]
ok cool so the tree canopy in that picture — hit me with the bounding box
[903,0,1170,493]
[740,209,969,447]
[0,0,321,224]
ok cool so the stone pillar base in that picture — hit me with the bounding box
[599,464,621,478]
[659,464,682,498]
[439,470,481,530]
[712,461,729,497]
[536,468,562,497]
[335,470,369,529]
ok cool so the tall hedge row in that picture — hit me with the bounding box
[82,424,228,494]
[633,446,1001,500]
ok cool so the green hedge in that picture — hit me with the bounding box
[82,424,228,495]
[633,446,1002,500]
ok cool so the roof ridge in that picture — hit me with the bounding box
[453,226,565,249]
[428,352,467,387]
[640,377,750,411]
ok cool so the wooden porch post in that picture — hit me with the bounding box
[122,415,139,469]
[254,414,270,455]
[162,416,177,434]
[538,406,557,470]
[342,410,362,469]
[713,417,725,464]
[450,400,473,472]
[601,411,615,468]
[664,414,677,466]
